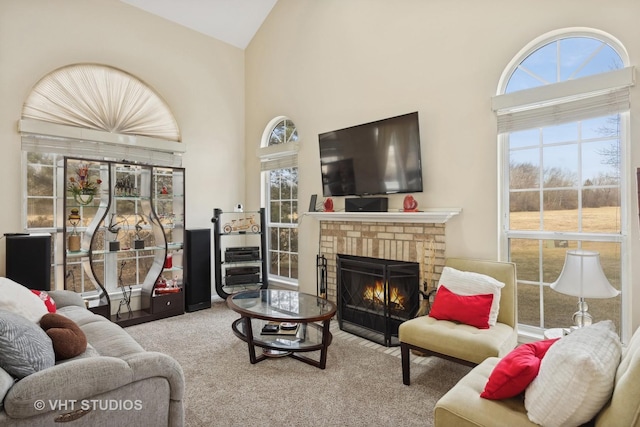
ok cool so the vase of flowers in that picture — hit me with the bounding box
[68,164,102,205]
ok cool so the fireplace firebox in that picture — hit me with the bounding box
[337,254,420,346]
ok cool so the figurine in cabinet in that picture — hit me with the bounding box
[222,215,260,234]
[108,214,126,251]
[134,215,147,249]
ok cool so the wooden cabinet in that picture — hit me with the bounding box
[60,157,185,325]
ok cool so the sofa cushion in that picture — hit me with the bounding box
[525,321,621,427]
[56,305,144,358]
[399,315,517,365]
[481,338,559,399]
[434,357,539,427]
[438,266,504,326]
[40,312,88,360]
[429,285,493,329]
[0,277,49,323]
[0,310,55,379]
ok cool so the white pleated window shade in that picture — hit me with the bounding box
[22,63,181,142]
[492,66,635,134]
[258,141,299,171]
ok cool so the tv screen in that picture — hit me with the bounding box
[318,112,423,197]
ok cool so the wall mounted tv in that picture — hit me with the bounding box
[318,112,423,197]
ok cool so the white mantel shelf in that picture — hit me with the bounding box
[305,208,461,224]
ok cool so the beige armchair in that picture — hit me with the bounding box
[399,258,518,385]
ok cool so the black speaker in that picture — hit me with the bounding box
[6,233,51,290]
[184,229,212,312]
[345,197,389,212]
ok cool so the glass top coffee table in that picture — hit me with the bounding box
[227,289,337,369]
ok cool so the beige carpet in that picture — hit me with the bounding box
[125,301,472,427]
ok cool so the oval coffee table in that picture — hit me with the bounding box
[227,289,337,369]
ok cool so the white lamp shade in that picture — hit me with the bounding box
[551,250,620,299]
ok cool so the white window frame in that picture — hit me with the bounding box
[258,116,300,287]
[493,28,634,342]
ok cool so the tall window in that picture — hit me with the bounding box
[493,31,632,337]
[259,117,299,285]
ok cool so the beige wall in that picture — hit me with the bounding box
[245,0,640,332]
[0,0,246,273]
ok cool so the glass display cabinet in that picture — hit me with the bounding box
[59,157,185,325]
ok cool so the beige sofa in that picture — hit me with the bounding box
[399,258,518,385]
[434,324,640,426]
[0,290,185,427]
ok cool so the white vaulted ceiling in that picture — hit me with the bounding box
[120,0,278,49]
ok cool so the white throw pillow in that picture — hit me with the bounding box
[0,277,49,323]
[437,266,504,326]
[525,320,621,427]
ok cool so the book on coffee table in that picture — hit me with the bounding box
[260,322,300,335]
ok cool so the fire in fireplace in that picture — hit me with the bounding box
[362,280,407,312]
[337,254,420,346]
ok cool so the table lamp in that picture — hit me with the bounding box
[550,249,619,328]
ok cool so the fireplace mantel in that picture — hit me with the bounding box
[306,208,461,224]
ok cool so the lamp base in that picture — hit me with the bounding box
[571,299,593,328]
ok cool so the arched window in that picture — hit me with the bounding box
[492,29,632,339]
[258,117,299,286]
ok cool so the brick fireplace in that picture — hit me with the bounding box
[312,210,460,306]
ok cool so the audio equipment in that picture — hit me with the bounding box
[345,197,388,212]
[225,274,260,285]
[6,233,51,290]
[226,266,260,276]
[225,246,260,262]
[184,229,212,312]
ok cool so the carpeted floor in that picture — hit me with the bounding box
[125,301,472,427]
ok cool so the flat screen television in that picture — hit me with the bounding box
[318,112,423,197]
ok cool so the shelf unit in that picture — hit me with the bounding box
[211,208,268,299]
[59,157,185,326]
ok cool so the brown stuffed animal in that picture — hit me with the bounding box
[40,313,87,360]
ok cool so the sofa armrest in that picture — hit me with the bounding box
[122,351,185,401]
[0,367,14,410]
[4,357,133,419]
[48,290,86,309]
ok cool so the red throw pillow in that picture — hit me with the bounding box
[480,338,560,400]
[31,290,56,313]
[428,285,493,329]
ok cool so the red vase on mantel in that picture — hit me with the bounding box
[324,198,334,213]
[403,195,418,212]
